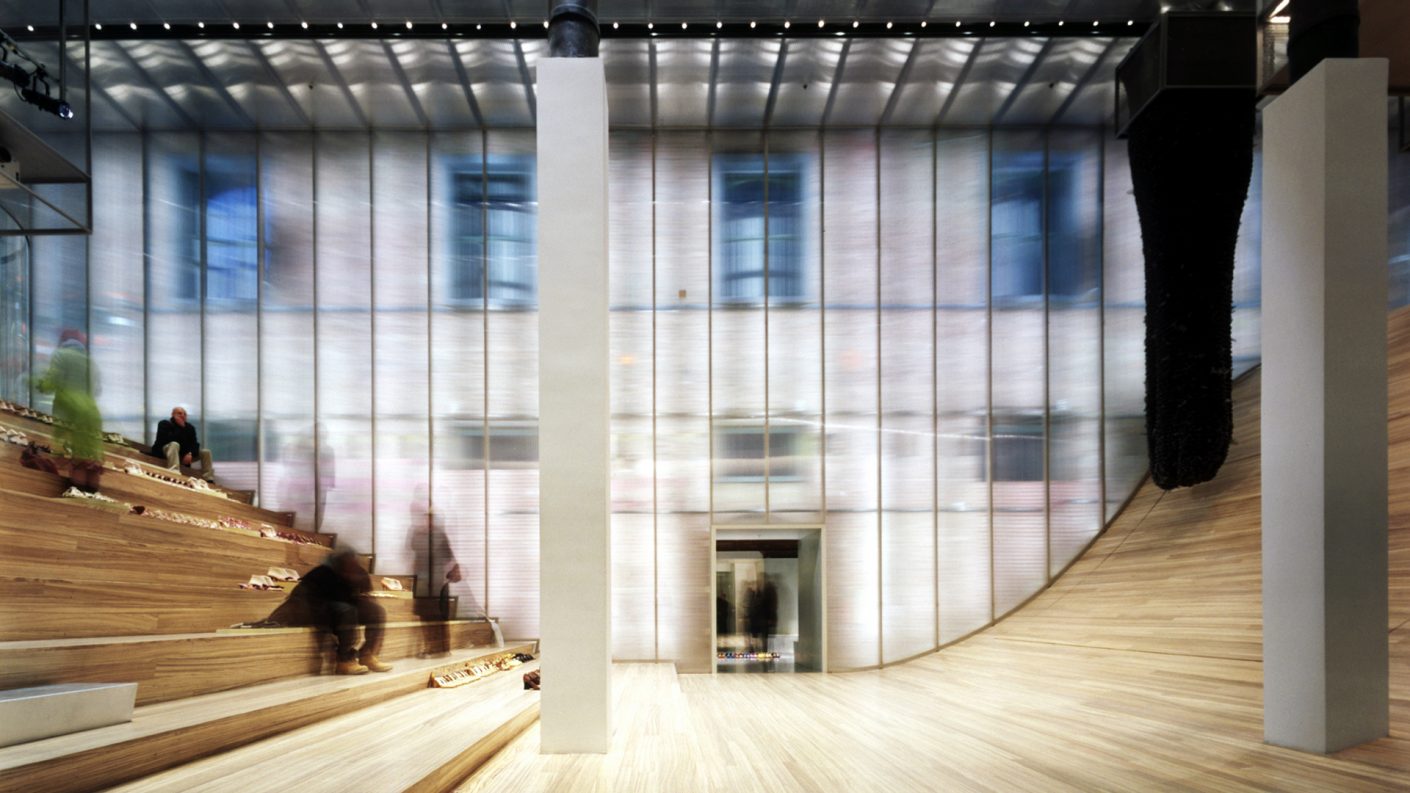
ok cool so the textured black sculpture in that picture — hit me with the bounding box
[547,0,599,58]
[1127,90,1255,489]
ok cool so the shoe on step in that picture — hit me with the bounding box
[336,660,370,675]
[359,654,393,673]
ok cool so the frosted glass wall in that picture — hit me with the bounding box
[11,124,1287,670]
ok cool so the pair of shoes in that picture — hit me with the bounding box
[359,654,393,673]
[336,660,370,675]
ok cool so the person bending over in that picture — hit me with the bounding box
[267,548,392,675]
[152,406,215,482]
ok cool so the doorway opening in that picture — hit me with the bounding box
[713,528,823,673]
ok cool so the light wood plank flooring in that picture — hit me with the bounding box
[462,366,1410,792]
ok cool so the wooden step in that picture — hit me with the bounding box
[0,643,536,793]
[0,413,260,506]
[0,454,297,529]
[0,618,498,706]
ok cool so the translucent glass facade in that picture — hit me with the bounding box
[7,124,1312,670]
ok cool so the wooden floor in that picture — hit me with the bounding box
[461,363,1410,792]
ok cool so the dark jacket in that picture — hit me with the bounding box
[153,419,200,459]
[267,563,372,626]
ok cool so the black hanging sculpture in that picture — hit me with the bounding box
[1117,12,1256,489]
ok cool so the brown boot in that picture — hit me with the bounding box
[336,660,369,675]
[359,653,392,673]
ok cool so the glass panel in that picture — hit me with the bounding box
[430,131,486,611]
[485,129,539,641]
[1232,151,1262,377]
[1391,130,1410,308]
[766,131,823,523]
[259,132,318,530]
[609,131,655,659]
[0,207,26,405]
[937,130,992,643]
[315,132,373,553]
[89,134,144,440]
[822,129,879,669]
[990,130,1047,618]
[1047,130,1103,577]
[711,131,767,522]
[144,133,201,445]
[879,129,936,661]
[372,132,430,579]
[656,131,711,670]
[203,133,259,492]
[1102,139,1147,523]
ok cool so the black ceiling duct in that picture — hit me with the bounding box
[1115,12,1256,490]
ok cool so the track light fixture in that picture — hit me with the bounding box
[0,39,73,121]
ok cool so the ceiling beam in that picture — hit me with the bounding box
[445,40,485,128]
[932,38,985,129]
[381,41,430,128]
[705,37,720,128]
[1047,38,1124,127]
[819,39,851,127]
[109,42,199,129]
[311,39,369,128]
[173,40,257,129]
[878,38,923,126]
[992,38,1057,125]
[762,40,790,129]
[648,40,659,128]
[512,39,535,124]
[244,41,312,128]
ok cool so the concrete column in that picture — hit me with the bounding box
[537,56,611,754]
[1261,58,1389,754]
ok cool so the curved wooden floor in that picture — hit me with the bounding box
[462,312,1410,792]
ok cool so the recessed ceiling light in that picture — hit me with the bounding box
[647,22,654,29]
[1093,20,1099,26]
[129,21,137,30]
[716,21,722,29]
[955,21,961,28]
[94,22,102,30]
[371,21,379,29]
[989,20,996,27]
[783,20,791,29]
[26,24,34,31]
[441,22,447,29]
[232,21,240,29]
[681,21,687,29]
[1058,20,1065,26]
[853,20,860,29]
[267,21,274,29]
[543,20,549,28]
[817,19,825,28]
[476,23,482,30]
[1127,20,1134,26]
[613,21,620,29]
[1024,20,1030,27]
[337,22,344,29]
[510,20,517,29]
[885,21,893,29]
[749,20,756,28]
[301,21,309,29]
[920,21,928,28]
[406,21,414,29]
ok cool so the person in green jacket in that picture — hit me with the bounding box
[35,329,104,493]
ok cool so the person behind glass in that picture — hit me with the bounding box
[152,406,215,482]
[266,548,392,675]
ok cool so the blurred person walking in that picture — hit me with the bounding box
[35,329,103,493]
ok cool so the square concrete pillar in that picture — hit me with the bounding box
[1261,58,1389,753]
[537,56,611,754]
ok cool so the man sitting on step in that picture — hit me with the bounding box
[152,406,215,482]
[266,548,392,675]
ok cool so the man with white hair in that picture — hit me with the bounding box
[152,405,215,481]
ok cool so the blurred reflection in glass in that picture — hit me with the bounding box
[35,330,103,492]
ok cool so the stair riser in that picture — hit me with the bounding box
[0,683,137,749]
